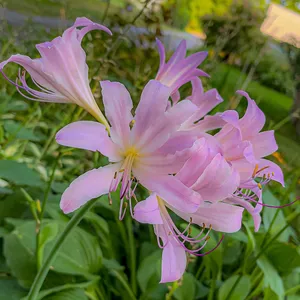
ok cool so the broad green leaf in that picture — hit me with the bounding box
[0,279,27,300]
[0,160,43,187]
[262,189,290,242]
[174,273,197,300]
[43,289,88,300]
[218,274,251,300]
[103,258,124,271]
[223,238,242,265]
[3,224,37,288]
[265,241,300,275]
[4,120,45,142]
[195,281,210,299]
[38,223,59,268]
[0,191,28,222]
[46,221,102,276]
[137,250,161,292]
[257,256,285,298]
[3,220,102,288]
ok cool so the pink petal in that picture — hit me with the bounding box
[60,163,121,214]
[237,90,266,138]
[249,130,278,158]
[138,137,202,175]
[176,138,211,187]
[257,158,284,186]
[132,80,170,150]
[190,110,239,132]
[161,238,186,283]
[133,81,197,153]
[230,158,255,182]
[155,38,166,75]
[133,193,163,224]
[154,224,186,283]
[192,154,240,202]
[73,17,112,42]
[175,201,244,233]
[55,121,122,162]
[154,39,208,94]
[136,171,201,213]
[184,78,223,125]
[226,196,261,232]
[100,81,133,149]
[188,77,204,106]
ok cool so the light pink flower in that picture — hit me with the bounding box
[187,91,284,231]
[56,80,202,216]
[0,17,111,127]
[134,138,243,283]
[155,39,208,103]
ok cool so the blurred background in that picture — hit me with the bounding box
[0,0,299,299]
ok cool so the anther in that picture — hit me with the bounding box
[129,119,136,128]
[252,164,259,177]
[257,183,262,189]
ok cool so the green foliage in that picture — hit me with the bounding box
[218,275,251,300]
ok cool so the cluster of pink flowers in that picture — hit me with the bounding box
[1,18,287,283]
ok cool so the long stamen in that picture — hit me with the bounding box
[157,198,221,255]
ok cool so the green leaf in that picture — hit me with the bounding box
[0,191,29,223]
[0,160,43,187]
[38,223,59,269]
[257,256,285,298]
[137,250,161,292]
[174,273,197,300]
[4,100,29,112]
[195,281,210,299]
[3,220,102,288]
[103,258,124,271]
[43,288,88,300]
[262,189,290,242]
[45,221,103,276]
[265,241,300,275]
[3,223,37,288]
[0,279,27,300]
[4,120,45,141]
[223,238,242,265]
[218,275,251,300]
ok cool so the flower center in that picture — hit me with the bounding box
[109,147,140,220]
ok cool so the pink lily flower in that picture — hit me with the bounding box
[0,17,111,128]
[55,80,202,216]
[187,91,285,231]
[134,138,243,283]
[155,39,209,103]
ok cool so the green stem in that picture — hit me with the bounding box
[126,216,137,295]
[261,209,280,246]
[36,153,61,270]
[254,213,299,262]
[27,198,97,300]
[40,153,61,219]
